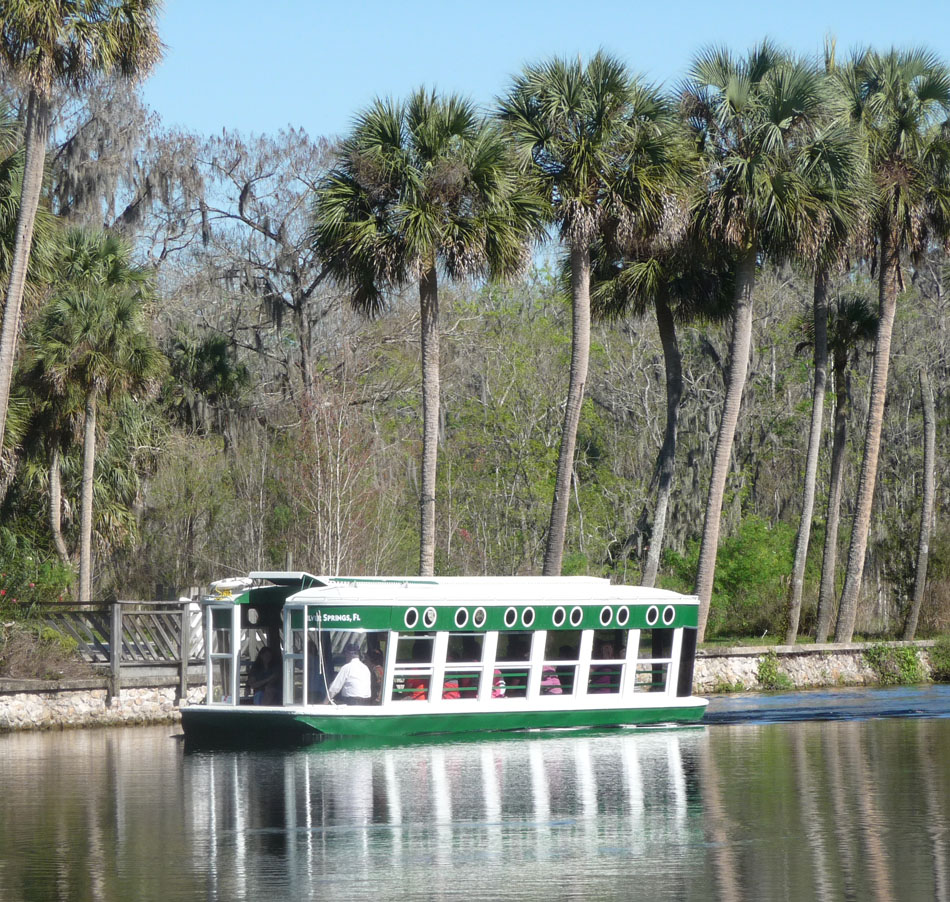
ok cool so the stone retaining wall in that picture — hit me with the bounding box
[0,681,206,732]
[0,641,941,732]
[694,640,937,692]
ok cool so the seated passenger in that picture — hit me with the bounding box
[402,640,430,700]
[442,676,461,699]
[590,642,621,693]
[404,675,429,699]
[247,646,282,705]
[367,638,385,703]
[491,670,506,698]
[327,642,372,705]
[541,665,563,695]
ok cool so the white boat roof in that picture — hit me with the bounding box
[282,574,697,606]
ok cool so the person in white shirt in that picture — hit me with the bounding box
[327,642,372,705]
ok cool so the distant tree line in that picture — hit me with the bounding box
[0,1,947,645]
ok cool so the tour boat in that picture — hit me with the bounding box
[180,571,708,745]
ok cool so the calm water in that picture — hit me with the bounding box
[2,688,950,902]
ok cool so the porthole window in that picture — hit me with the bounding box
[454,608,469,629]
[473,607,486,628]
[504,606,518,628]
[663,605,676,626]
[423,606,438,628]
[522,607,535,628]
[404,607,419,629]
[552,606,566,628]
[570,606,584,627]
[646,605,659,626]
[616,606,630,627]
[599,605,613,627]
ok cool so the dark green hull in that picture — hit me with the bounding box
[180,701,707,748]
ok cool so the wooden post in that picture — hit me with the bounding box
[109,602,122,701]
[178,603,192,703]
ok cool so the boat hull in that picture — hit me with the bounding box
[180,699,708,747]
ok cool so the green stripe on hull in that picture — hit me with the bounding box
[181,703,707,745]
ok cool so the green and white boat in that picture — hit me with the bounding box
[180,572,707,746]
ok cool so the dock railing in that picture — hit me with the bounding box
[39,600,204,701]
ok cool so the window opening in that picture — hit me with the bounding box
[443,633,484,700]
[494,632,532,698]
[208,605,235,704]
[632,628,673,692]
[391,633,434,700]
[587,630,626,695]
[544,630,581,696]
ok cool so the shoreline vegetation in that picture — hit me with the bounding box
[0,5,946,661]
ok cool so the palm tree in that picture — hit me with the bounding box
[0,98,58,473]
[499,53,682,576]
[0,0,162,456]
[813,293,877,642]
[312,89,544,576]
[783,97,868,644]
[903,368,936,640]
[833,49,950,643]
[591,233,732,587]
[30,229,165,601]
[15,344,83,567]
[683,43,830,640]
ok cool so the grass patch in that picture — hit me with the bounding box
[0,621,92,681]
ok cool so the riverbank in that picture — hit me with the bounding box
[0,640,945,732]
[694,639,943,692]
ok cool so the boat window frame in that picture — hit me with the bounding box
[205,602,240,706]
[629,626,682,695]
[442,632,487,701]
[389,631,437,702]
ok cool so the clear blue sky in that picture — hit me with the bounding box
[142,0,950,140]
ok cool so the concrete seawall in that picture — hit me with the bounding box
[694,639,938,692]
[0,640,943,733]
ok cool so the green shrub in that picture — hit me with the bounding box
[862,643,925,686]
[561,552,590,576]
[712,677,746,693]
[757,650,793,690]
[0,527,73,619]
[928,636,950,682]
[662,516,796,638]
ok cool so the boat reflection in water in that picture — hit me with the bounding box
[184,728,704,900]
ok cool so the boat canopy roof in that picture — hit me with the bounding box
[203,571,698,608]
[288,575,698,607]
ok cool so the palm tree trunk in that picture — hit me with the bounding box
[0,89,50,453]
[49,444,70,566]
[835,225,899,642]
[815,362,850,643]
[79,387,98,602]
[543,242,591,576]
[785,268,829,644]
[642,291,682,588]
[418,263,439,577]
[903,368,935,640]
[694,246,757,640]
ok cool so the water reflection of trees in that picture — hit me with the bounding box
[3,718,950,901]
[700,720,950,901]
